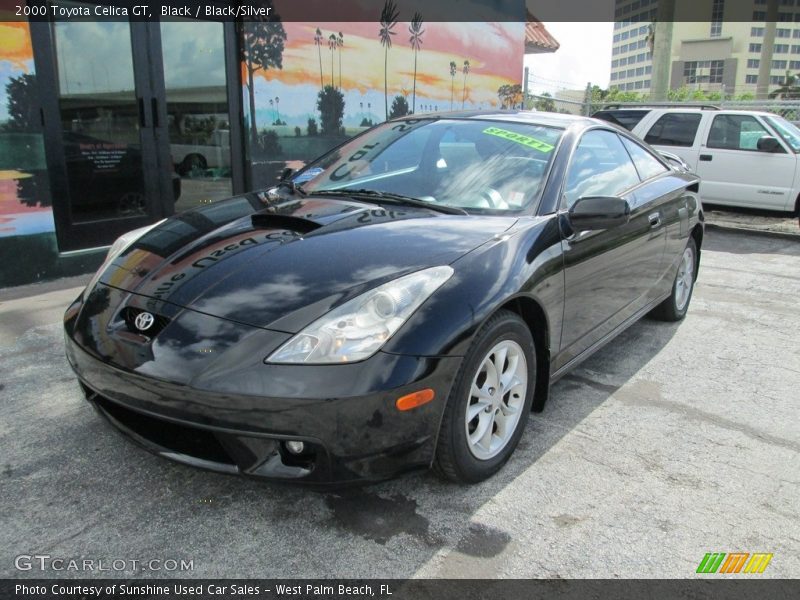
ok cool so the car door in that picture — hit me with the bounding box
[695,113,796,210]
[556,129,666,370]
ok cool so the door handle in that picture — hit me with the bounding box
[699,154,712,161]
[137,97,146,128]
[648,212,661,229]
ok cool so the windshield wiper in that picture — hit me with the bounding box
[277,180,307,196]
[310,188,468,215]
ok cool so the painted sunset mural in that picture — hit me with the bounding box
[0,21,55,239]
[241,2,525,180]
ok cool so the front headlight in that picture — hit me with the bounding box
[84,220,165,294]
[266,265,454,364]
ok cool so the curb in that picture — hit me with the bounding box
[705,222,800,242]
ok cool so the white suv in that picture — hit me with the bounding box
[593,107,800,214]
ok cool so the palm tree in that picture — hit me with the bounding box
[449,61,457,109]
[269,98,275,123]
[314,28,324,89]
[275,96,280,123]
[379,0,399,121]
[337,32,344,90]
[461,60,470,109]
[408,12,424,113]
[769,71,800,99]
[328,33,337,87]
[645,23,655,54]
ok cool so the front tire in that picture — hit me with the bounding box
[434,310,535,483]
[651,238,697,322]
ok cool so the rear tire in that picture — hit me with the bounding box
[179,153,207,176]
[651,238,697,322]
[434,310,535,483]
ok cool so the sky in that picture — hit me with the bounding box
[524,22,614,96]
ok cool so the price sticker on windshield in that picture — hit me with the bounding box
[482,126,555,153]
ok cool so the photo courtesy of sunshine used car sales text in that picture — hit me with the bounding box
[14,583,391,597]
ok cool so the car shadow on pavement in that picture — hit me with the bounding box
[703,228,800,257]
[309,315,682,574]
[0,315,679,579]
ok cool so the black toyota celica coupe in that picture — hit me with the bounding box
[64,111,703,485]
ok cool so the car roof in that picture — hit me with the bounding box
[393,109,599,131]
[595,106,780,118]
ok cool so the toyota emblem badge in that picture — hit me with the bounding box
[134,311,155,332]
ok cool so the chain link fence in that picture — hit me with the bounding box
[525,92,800,123]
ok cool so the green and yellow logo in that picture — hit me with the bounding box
[697,552,773,574]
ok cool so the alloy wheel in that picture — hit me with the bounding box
[464,339,528,460]
[675,245,695,311]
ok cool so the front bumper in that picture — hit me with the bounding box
[64,290,461,485]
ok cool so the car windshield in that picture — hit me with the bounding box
[765,115,800,153]
[295,118,563,214]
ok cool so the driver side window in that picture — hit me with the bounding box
[563,130,640,209]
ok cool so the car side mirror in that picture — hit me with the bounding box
[757,135,781,153]
[568,196,631,231]
[279,167,295,181]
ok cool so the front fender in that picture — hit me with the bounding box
[381,215,565,358]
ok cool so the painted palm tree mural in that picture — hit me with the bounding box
[449,60,457,109]
[337,32,344,90]
[328,33,337,87]
[314,28,324,89]
[237,18,525,185]
[379,0,399,121]
[240,13,287,147]
[408,13,424,113]
[462,60,470,109]
[497,84,523,109]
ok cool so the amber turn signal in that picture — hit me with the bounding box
[395,388,435,411]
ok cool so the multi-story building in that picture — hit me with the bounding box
[610,6,656,93]
[610,0,800,96]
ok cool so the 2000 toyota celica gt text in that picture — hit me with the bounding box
[65,112,703,485]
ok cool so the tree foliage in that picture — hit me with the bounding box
[389,95,410,119]
[4,73,39,133]
[317,85,345,135]
[497,84,523,109]
[239,8,287,146]
[769,72,800,99]
[533,92,555,112]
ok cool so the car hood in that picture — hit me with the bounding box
[97,193,517,332]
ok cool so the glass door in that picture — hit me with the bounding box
[156,20,234,213]
[32,10,244,253]
[33,12,166,251]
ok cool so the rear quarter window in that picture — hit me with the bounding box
[620,137,669,180]
[644,113,703,147]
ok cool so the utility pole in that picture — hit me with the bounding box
[650,0,675,101]
[756,0,779,100]
[523,66,529,110]
[583,82,592,115]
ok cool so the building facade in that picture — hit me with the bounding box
[0,7,534,287]
[610,0,800,96]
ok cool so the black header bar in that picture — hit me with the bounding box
[0,0,797,23]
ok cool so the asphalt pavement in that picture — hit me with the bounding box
[1,229,798,579]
